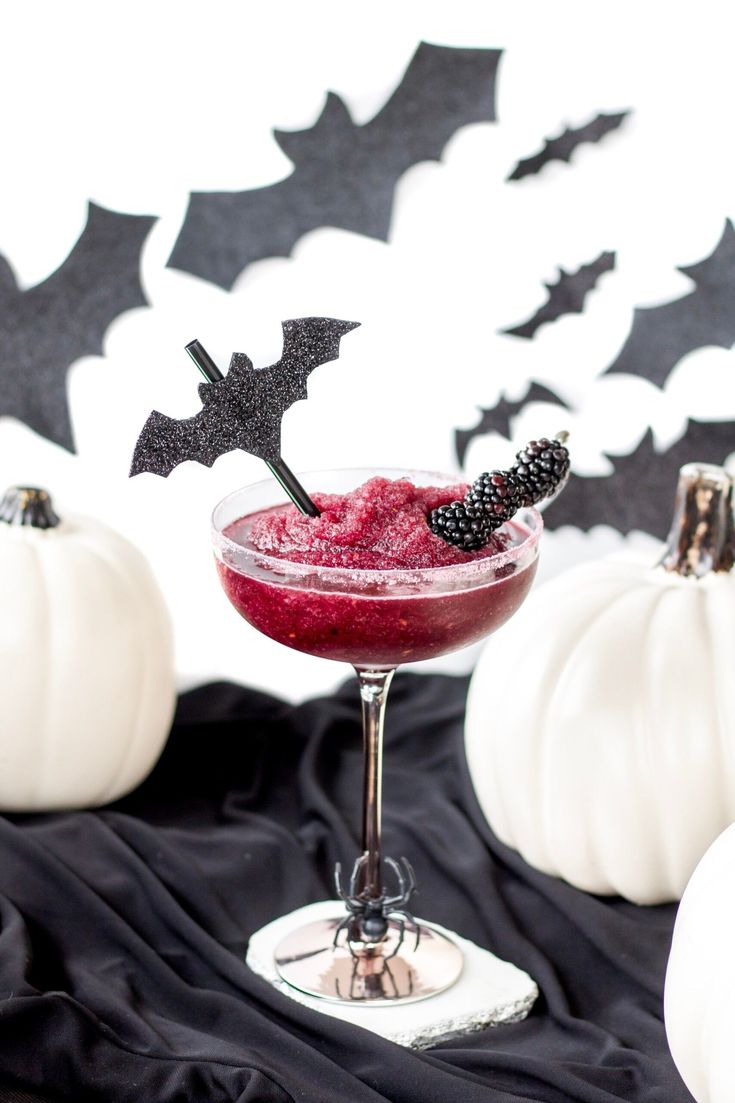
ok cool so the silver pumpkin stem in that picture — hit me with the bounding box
[0,486,60,529]
[660,463,734,578]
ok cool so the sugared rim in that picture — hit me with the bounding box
[211,468,543,586]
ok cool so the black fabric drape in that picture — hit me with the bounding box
[0,675,693,1102]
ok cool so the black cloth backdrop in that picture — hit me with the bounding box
[0,675,693,1102]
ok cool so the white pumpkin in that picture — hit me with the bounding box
[465,463,735,905]
[0,486,175,810]
[664,823,735,1102]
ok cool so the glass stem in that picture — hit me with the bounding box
[354,667,395,900]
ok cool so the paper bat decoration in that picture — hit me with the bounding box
[544,419,735,538]
[167,42,501,290]
[604,219,735,389]
[502,251,615,340]
[130,317,359,477]
[0,202,155,452]
[507,111,630,182]
[455,382,569,467]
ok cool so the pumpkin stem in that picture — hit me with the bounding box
[660,464,734,578]
[0,487,60,529]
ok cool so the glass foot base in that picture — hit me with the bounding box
[274,915,463,1004]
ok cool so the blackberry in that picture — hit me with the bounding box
[429,500,489,551]
[512,437,570,506]
[466,469,523,527]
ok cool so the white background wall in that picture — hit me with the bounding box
[1,1,733,700]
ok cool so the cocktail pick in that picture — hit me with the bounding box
[129,317,360,516]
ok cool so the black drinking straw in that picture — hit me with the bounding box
[184,339,321,517]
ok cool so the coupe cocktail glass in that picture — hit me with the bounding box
[212,468,542,1005]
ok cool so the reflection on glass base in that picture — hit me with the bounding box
[274,915,464,1004]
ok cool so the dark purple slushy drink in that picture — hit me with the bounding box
[216,477,538,667]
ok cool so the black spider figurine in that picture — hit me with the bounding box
[333,854,420,959]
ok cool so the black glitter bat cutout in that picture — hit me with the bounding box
[502,252,615,339]
[129,317,359,477]
[604,219,735,389]
[455,382,569,467]
[543,419,735,538]
[0,202,155,452]
[507,111,630,181]
[167,42,500,290]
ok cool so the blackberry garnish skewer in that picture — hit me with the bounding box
[429,431,570,551]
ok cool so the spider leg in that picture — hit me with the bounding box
[382,857,417,909]
[384,856,405,899]
[395,857,416,902]
[335,905,369,958]
[388,906,415,921]
[332,913,352,949]
[383,917,405,961]
[334,862,348,902]
[349,853,368,899]
[350,955,360,998]
[388,907,421,951]
[382,958,400,998]
[401,858,417,899]
[345,926,364,958]
[381,891,406,909]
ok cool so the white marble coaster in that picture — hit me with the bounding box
[246,900,538,1049]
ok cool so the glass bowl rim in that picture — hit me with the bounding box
[211,467,543,586]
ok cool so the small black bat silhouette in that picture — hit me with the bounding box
[130,317,359,477]
[502,252,616,339]
[455,382,569,467]
[604,219,735,389]
[0,202,155,452]
[167,42,501,290]
[544,419,735,538]
[507,110,630,181]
